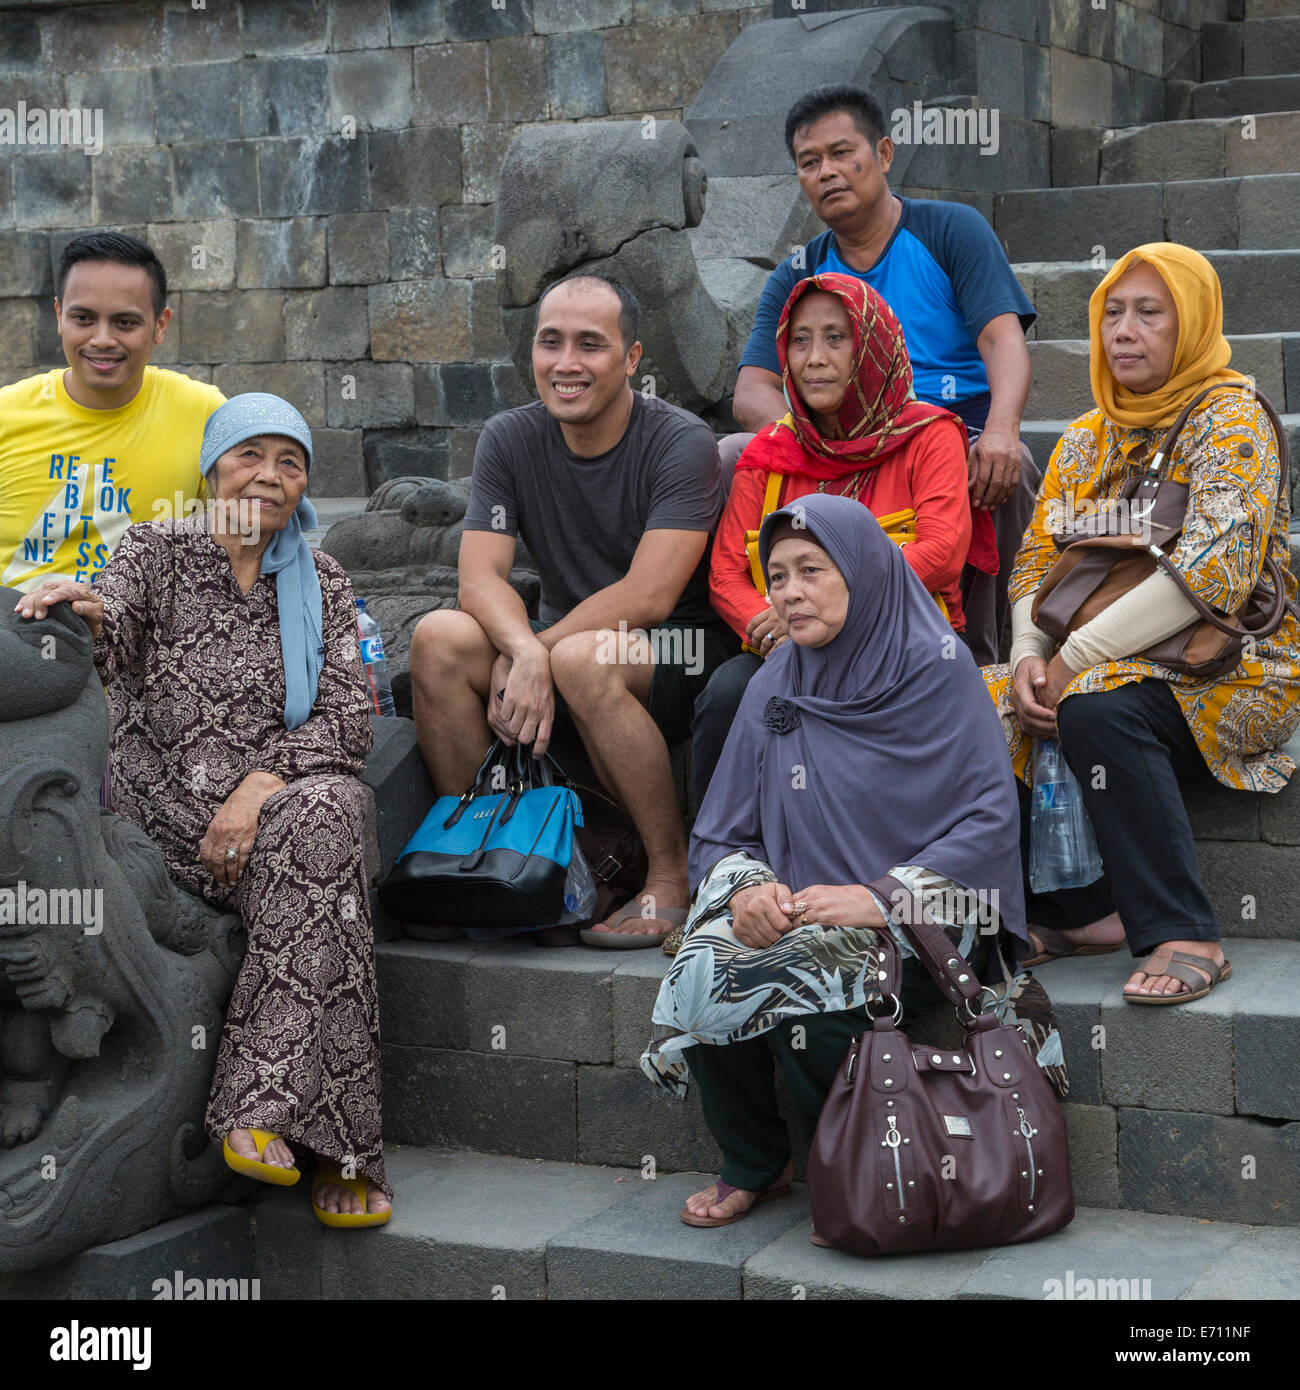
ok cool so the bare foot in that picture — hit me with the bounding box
[1124,939,1225,1000]
[226,1127,295,1169]
[588,876,689,936]
[313,1163,391,1217]
[683,1163,793,1221]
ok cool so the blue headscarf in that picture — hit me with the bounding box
[199,394,323,731]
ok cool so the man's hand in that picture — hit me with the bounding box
[729,880,798,949]
[1041,651,1081,710]
[13,579,105,639]
[1011,655,1058,737]
[490,640,555,754]
[791,883,886,931]
[198,771,286,886]
[745,603,789,658]
[968,425,1023,510]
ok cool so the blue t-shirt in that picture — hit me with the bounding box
[739,198,1035,432]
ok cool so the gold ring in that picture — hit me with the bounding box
[224,846,238,861]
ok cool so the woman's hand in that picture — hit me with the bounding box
[1011,655,1058,737]
[729,880,798,949]
[1040,652,1081,709]
[198,771,286,886]
[12,579,105,639]
[791,883,887,931]
[746,604,790,659]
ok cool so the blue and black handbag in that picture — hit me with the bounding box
[379,740,583,926]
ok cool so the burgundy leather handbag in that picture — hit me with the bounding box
[806,877,1074,1256]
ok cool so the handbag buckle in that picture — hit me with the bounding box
[590,852,622,883]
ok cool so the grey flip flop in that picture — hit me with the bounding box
[579,902,689,949]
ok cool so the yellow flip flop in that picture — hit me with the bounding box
[222,1127,301,1186]
[311,1170,392,1228]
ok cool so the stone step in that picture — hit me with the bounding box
[1191,74,1300,118]
[1024,333,1300,419]
[9,1149,1295,1299]
[1015,249,1300,339]
[373,932,1300,1226]
[1051,112,1300,186]
[995,175,1300,262]
[1202,17,1300,81]
[1244,0,1300,20]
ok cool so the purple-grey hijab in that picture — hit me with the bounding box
[689,492,1026,952]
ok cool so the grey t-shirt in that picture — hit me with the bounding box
[463,394,726,628]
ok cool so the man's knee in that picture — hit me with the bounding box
[551,628,647,705]
[410,608,491,688]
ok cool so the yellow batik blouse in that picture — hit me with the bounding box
[984,389,1300,792]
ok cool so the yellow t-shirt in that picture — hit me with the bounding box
[0,365,225,591]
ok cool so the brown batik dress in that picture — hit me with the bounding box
[92,512,390,1197]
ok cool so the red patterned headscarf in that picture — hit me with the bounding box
[739,273,963,481]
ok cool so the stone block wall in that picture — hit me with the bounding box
[0,0,1233,493]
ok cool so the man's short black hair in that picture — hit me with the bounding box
[536,271,640,350]
[784,86,888,160]
[56,231,168,319]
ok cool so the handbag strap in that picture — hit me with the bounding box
[869,875,984,1011]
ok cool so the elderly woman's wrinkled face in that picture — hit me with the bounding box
[1101,260,1179,396]
[767,535,850,648]
[210,433,308,536]
[786,290,854,433]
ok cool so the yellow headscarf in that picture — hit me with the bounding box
[1088,242,1246,429]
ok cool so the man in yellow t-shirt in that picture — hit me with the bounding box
[0,232,225,592]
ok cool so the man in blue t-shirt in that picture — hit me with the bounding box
[732,85,1040,666]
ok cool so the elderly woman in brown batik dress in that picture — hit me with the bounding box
[15,393,392,1227]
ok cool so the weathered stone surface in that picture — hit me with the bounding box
[181,290,285,363]
[995,184,1162,266]
[493,359,532,408]
[370,278,472,361]
[377,940,486,1051]
[1197,839,1300,940]
[0,296,38,366]
[444,0,534,41]
[154,61,242,145]
[449,427,480,479]
[1118,1107,1300,1226]
[1163,177,1240,250]
[363,429,451,487]
[0,158,13,233]
[14,151,95,230]
[258,136,367,217]
[144,219,236,293]
[65,68,155,147]
[1194,74,1300,120]
[285,285,371,360]
[534,0,630,33]
[577,1065,721,1173]
[1024,339,1091,422]
[1062,1104,1118,1209]
[1182,1225,1300,1300]
[172,141,261,219]
[241,56,331,138]
[212,362,326,425]
[236,217,327,289]
[381,1044,577,1157]
[688,175,817,270]
[0,229,50,297]
[241,0,330,54]
[1101,120,1227,185]
[548,31,607,119]
[0,12,42,73]
[1237,173,1300,252]
[359,712,435,869]
[0,1205,253,1300]
[164,2,242,62]
[328,211,391,285]
[325,361,416,428]
[390,0,447,46]
[329,49,414,132]
[460,122,516,203]
[488,36,549,122]
[440,203,494,279]
[1050,127,1101,188]
[368,127,461,208]
[92,146,174,225]
[308,427,367,496]
[413,41,489,124]
[1225,112,1300,180]
[607,14,737,114]
[472,277,511,359]
[329,0,391,49]
[389,207,442,279]
[548,1172,810,1300]
[51,3,161,70]
[1232,945,1300,1121]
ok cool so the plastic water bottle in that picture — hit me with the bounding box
[355,598,396,717]
[1029,738,1103,893]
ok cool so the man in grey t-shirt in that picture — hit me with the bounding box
[410,273,732,946]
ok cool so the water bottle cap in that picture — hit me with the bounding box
[355,597,365,610]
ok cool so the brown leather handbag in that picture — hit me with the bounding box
[806,877,1074,1256]
[1032,382,1296,678]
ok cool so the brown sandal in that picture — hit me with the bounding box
[1123,946,1232,1005]
[1021,924,1123,968]
[680,1170,793,1228]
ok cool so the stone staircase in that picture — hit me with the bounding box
[9,7,1300,1301]
[997,8,1300,479]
